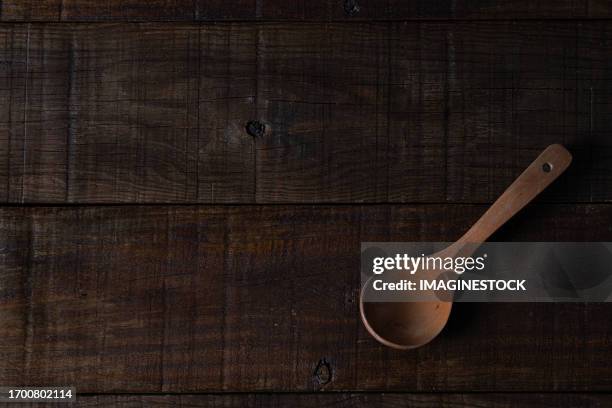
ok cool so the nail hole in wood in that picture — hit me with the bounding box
[542,162,553,173]
[344,0,360,16]
[246,120,265,138]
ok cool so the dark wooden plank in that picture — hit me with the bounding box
[0,207,28,383]
[10,393,612,407]
[253,23,388,202]
[1,1,611,21]
[0,26,27,202]
[0,204,611,392]
[1,22,611,203]
[199,25,257,202]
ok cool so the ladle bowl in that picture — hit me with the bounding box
[360,299,452,349]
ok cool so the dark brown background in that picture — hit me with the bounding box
[0,1,611,407]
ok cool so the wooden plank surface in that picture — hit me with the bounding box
[0,22,611,203]
[1,204,611,392]
[0,0,609,404]
[0,1,611,21]
[9,393,612,407]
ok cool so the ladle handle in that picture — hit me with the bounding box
[459,144,572,245]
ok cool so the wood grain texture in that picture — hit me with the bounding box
[9,393,612,407]
[0,22,611,203]
[0,204,611,392]
[0,1,611,21]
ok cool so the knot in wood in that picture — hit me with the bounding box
[313,358,333,385]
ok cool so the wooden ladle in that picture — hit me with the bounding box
[359,144,573,349]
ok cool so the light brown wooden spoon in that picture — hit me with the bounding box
[359,144,573,349]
